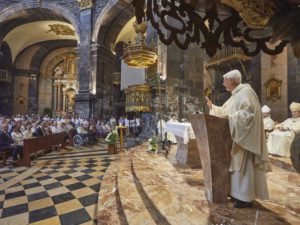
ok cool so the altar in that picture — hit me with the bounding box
[165,122,201,167]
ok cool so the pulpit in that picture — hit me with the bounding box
[165,122,201,167]
[189,114,232,203]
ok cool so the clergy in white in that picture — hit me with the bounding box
[267,102,300,157]
[262,105,275,132]
[205,70,271,207]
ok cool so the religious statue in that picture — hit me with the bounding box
[54,64,64,78]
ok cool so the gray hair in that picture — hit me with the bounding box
[223,70,242,83]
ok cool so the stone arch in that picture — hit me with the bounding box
[92,0,134,47]
[0,2,80,43]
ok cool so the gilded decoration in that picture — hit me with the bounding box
[76,0,93,10]
[125,85,152,112]
[52,54,78,115]
[265,77,282,102]
[221,0,277,29]
[123,21,157,68]
[47,24,75,36]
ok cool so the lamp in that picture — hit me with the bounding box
[123,21,157,68]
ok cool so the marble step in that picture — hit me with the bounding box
[132,150,210,225]
[97,160,125,225]
[117,152,156,225]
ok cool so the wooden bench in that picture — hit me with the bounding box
[23,132,66,166]
[0,151,11,166]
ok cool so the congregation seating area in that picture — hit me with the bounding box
[0,130,77,167]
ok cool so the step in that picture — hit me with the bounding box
[117,152,156,225]
[132,147,209,225]
[97,160,124,225]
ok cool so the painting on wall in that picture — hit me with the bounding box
[265,77,282,102]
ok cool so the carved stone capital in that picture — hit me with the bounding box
[76,0,93,10]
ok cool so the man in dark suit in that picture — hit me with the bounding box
[0,122,23,163]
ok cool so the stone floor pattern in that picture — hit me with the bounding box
[0,143,117,225]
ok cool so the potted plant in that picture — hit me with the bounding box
[105,130,118,154]
[148,135,158,153]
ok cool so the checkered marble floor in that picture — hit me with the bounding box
[0,144,117,225]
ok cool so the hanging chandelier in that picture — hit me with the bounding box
[123,21,157,68]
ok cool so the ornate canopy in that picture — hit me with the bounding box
[132,0,300,58]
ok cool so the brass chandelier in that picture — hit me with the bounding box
[123,21,157,68]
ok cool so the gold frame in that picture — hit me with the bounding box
[265,77,282,102]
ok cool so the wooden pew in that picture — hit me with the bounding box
[0,151,11,166]
[23,132,66,166]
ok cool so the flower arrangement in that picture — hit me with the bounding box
[105,130,118,145]
[148,135,158,152]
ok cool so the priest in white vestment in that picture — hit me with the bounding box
[267,102,300,157]
[261,105,275,138]
[205,69,271,208]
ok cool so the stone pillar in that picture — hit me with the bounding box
[57,82,62,112]
[261,49,288,122]
[62,91,66,112]
[75,4,95,119]
[94,45,116,119]
[28,75,38,114]
[53,83,57,112]
[164,43,204,120]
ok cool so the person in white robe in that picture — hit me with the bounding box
[267,102,300,157]
[261,105,275,138]
[205,69,271,208]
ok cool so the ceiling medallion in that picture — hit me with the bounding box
[76,0,93,10]
[123,21,157,69]
[145,0,288,57]
[47,24,75,36]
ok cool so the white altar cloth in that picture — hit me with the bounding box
[165,122,195,144]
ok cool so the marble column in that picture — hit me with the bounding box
[75,5,95,119]
[93,45,116,119]
[164,42,205,120]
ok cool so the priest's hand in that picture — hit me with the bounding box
[205,96,212,110]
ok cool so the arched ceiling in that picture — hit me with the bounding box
[115,16,136,46]
[4,21,78,62]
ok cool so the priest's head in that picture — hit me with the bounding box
[222,70,241,92]
[290,102,300,118]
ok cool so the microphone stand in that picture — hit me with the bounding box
[157,74,168,154]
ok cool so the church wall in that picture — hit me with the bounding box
[13,76,29,115]
[261,48,288,122]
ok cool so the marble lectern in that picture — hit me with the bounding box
[189,114,232,203]
[165,122,201,167]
